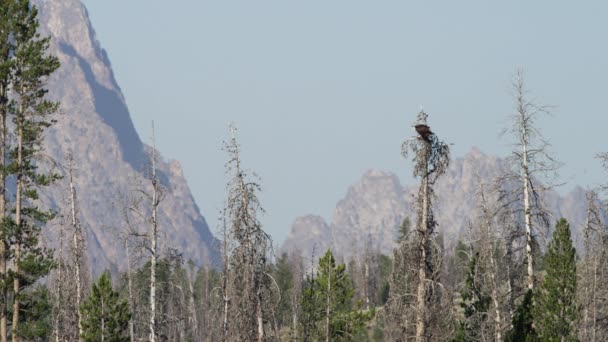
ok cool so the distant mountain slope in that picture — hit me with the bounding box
[282,148,589,261]
[31,0,219,274]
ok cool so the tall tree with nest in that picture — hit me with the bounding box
[386,110,451,342]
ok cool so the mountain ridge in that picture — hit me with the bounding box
[282,147,591,261]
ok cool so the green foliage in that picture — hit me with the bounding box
[454,251,491,342]
[375,254,392,305]
[272,252,294,327]
[505,290,537,342]
[397,217,411,243]
[15,285,52,340]
[0,0,60,334]
[532,218,578,341]
[299,249,373,341]
[81,272,131,342]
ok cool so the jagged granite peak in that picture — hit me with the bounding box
[29,0,219,274]
[282,215,332,259]
[283,148,590,261]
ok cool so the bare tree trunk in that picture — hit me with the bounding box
[0,83,6,342]
[221,217,229,342]
[125,241,135,342]
[415,158,429,342]
[510,72,558,291]
[489,243,502,341]
[364,261,370,311]
[257,289,264,342]
[149,123,158,342]
[68,157,84,341]
[522,142,534,290]
[53,217,65,342]
[187,275,198,339]
[592,255,598,341]
[518,87,535,291]
[479,186,503,341]
[12,110,23,342]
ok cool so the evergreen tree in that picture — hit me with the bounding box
[454,251,491,342]
[6,1,59,340]
[396,217,411,243]
[14,285,52,341]
[272,252,294,328]
[80,272,130,342]
[505,290,536,342]
[533,218,578,341]
[299,249,373,341]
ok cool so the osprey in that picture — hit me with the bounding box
[414,124,433,142]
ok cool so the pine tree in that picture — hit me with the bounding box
[532,218,578,341]
[7,2,60,340]
[454,251,491,342]
[299,249,373,341]
[80,272,131,342]
[14,285,52,341]
[273,252,294,329]
[505,290,536,342]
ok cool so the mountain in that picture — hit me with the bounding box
[282,148,590,261]
[30,0,219,274]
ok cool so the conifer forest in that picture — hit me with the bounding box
[0,1,607,341]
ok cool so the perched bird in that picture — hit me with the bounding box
[414,124,433,142]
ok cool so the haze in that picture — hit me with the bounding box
[81,0,608,243]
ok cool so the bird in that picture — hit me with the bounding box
[414,124,433,142]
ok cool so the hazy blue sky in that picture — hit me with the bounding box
[80,0,608,243]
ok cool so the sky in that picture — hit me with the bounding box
[80,0,608,244]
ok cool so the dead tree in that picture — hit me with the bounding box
[470,180,512,341]
[120,122,165,341]
[222,124,277,342]
[67,154,87,341]
[502,70,560,291]
[578,191,603,341]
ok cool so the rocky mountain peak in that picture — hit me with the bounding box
[283,148,590,261]
[26,0,219,274]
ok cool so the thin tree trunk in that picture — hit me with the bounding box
[101,295,105,342]
[187,276,198,339]
[68,159,84,341]
[592,255,598,341]
[415,152,430,342]
[520,98,535,291]
[221,217,229,342]
[364,261,370,310]
[480,187,502,341]
[257,289,264,342]
[54,218,65,342]
[125,241,135,342]
[325,260,331,342]
[506,239,515,327]
[12,109,23,342]
[292,297,298,342]
[149,124,158,342]
[0,82,7,342]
